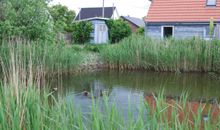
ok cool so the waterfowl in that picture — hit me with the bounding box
[83,91,89,96]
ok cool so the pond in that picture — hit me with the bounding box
[51,70,220,119]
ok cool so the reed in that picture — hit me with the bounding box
[100,35,220,72]
[0,39,87,75]
[0,85,219,130]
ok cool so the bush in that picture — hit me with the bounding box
[106,19,132,43]
[72,21,93,44]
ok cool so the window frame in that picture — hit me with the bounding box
[161,26,174,38]
[206,0,217,6]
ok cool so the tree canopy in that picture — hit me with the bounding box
[0,0,54,41]
[48,4,75,32]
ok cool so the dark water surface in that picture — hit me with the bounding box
[56,70,220,100]
[52,70,220,119]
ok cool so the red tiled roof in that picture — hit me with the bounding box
[145,0,220,22]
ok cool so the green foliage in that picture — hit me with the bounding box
[136,27,145,35]
[106,19,132,43]
[48,4,76,32]
[72,21,93,44]
[100,35,220,72]
[209,17,214,38]
[0,0,54,41]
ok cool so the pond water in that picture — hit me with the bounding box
[52,70,220,118]
[56,70,220,99]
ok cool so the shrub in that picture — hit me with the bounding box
[106,19,132,43]
[72,21,93,44]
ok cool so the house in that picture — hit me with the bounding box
[121,16,145,32]
[145,0,220,39]
[74,7,119,44]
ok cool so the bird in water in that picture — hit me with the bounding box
[83,90,89,97]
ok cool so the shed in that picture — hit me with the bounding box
[88,17,109,44]
[75,7,119,44]
[145,0,220,39]
[121,16,145,32]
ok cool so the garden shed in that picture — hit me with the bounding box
[75,7,119,44]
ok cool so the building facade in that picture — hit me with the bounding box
[145,0,220,39]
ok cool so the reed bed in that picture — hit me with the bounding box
[0,38,219,130]
[100,35,220,72]
[0,40,87,75]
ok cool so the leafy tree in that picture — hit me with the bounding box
[0,0,54,41]
[48,4,75,32]
[106,19,132,43]
[72,21,93,44]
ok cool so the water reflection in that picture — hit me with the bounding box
[57,70,220,100]
[53,70,220,120]
[65,79,146,120]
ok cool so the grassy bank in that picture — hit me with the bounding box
[100,35,220,72]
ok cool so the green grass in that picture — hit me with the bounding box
[100,35,220,72]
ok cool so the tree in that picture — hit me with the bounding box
[0,0,54,41]
[106,19,132,43]
[48,4,75,32]
[72,21,93,44]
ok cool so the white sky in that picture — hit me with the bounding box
[49,0,151,18]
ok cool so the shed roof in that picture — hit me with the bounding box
[75,7,116,21]
[121,16,145,27]
[145,0,220,23]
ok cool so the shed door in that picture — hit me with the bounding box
[95,24,108,44]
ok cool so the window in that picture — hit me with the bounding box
[207,0,216,6]
[162,26,174,38]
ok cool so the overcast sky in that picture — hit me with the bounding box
[49,0,150,18]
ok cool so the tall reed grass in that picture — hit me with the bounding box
[1,84,219,130]
[0,39,86,75]
[100,35,220,72]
